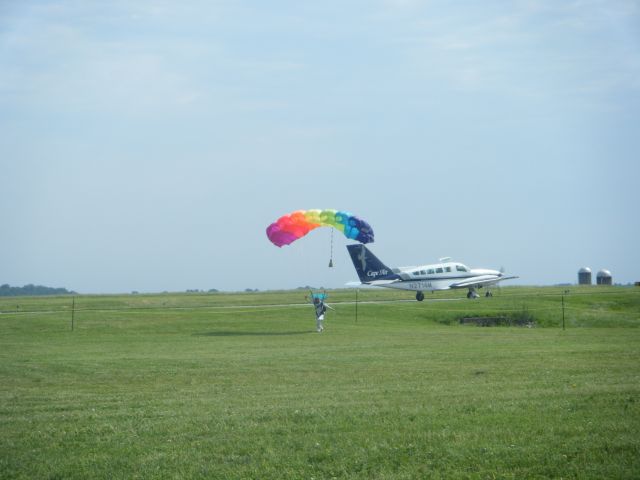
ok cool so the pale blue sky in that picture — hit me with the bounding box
[1,0,639,293]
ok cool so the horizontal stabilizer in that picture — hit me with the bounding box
[367,279,401,286]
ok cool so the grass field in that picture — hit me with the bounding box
[1,287,639,479]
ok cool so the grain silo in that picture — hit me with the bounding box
[578,267,592,285]
[596,269,612,285]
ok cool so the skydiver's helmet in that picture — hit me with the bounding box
[314,297,320,305]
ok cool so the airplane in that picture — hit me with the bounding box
[346,244,518,300]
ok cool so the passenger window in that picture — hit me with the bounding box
[420,270,426,275]
[427,269,434,274]
[436,267,443,274]
[412,271,419,276]
[445,267,451,273]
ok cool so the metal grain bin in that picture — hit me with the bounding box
[578,267,592,285]
[596,269,612,285]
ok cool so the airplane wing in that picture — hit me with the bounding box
[449,275,518,289]
[498,275,519,282]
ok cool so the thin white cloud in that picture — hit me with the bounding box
[381,0,640,100]
[0,8,213,114]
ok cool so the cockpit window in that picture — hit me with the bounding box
[436,267,443,274]
[456,265,468,272]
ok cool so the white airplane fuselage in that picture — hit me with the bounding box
[384,263,501,292]
[347,244,517,300]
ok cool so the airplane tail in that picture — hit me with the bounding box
[346,244,400,283]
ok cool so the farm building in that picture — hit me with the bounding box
[578,267,592,285]
[596,269,613,285]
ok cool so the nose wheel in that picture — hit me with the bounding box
[467,289,479,299]
[416,291,424,302]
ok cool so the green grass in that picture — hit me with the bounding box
[1,287,639,479]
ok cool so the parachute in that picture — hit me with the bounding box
[266,209,374,247]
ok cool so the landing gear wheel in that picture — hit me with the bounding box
[485,291,493,297]
[416,291,424,302]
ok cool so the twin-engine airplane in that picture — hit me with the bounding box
[347,244,517,301]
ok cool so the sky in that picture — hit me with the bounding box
[1,0,639,294]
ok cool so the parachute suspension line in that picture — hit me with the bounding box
[328,227,334,268]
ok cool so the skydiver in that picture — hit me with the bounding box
[313,296,333,333]
[313,297,325,332]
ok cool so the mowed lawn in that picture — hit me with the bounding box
[1,289,639,479]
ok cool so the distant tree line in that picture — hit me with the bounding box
[0,284,76,297]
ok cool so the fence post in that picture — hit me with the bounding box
[71,297,75,331]
[562,294,565,330]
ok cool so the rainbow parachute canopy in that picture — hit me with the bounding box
[266,209,374,247]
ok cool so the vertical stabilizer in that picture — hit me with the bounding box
[346,244,400,283]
